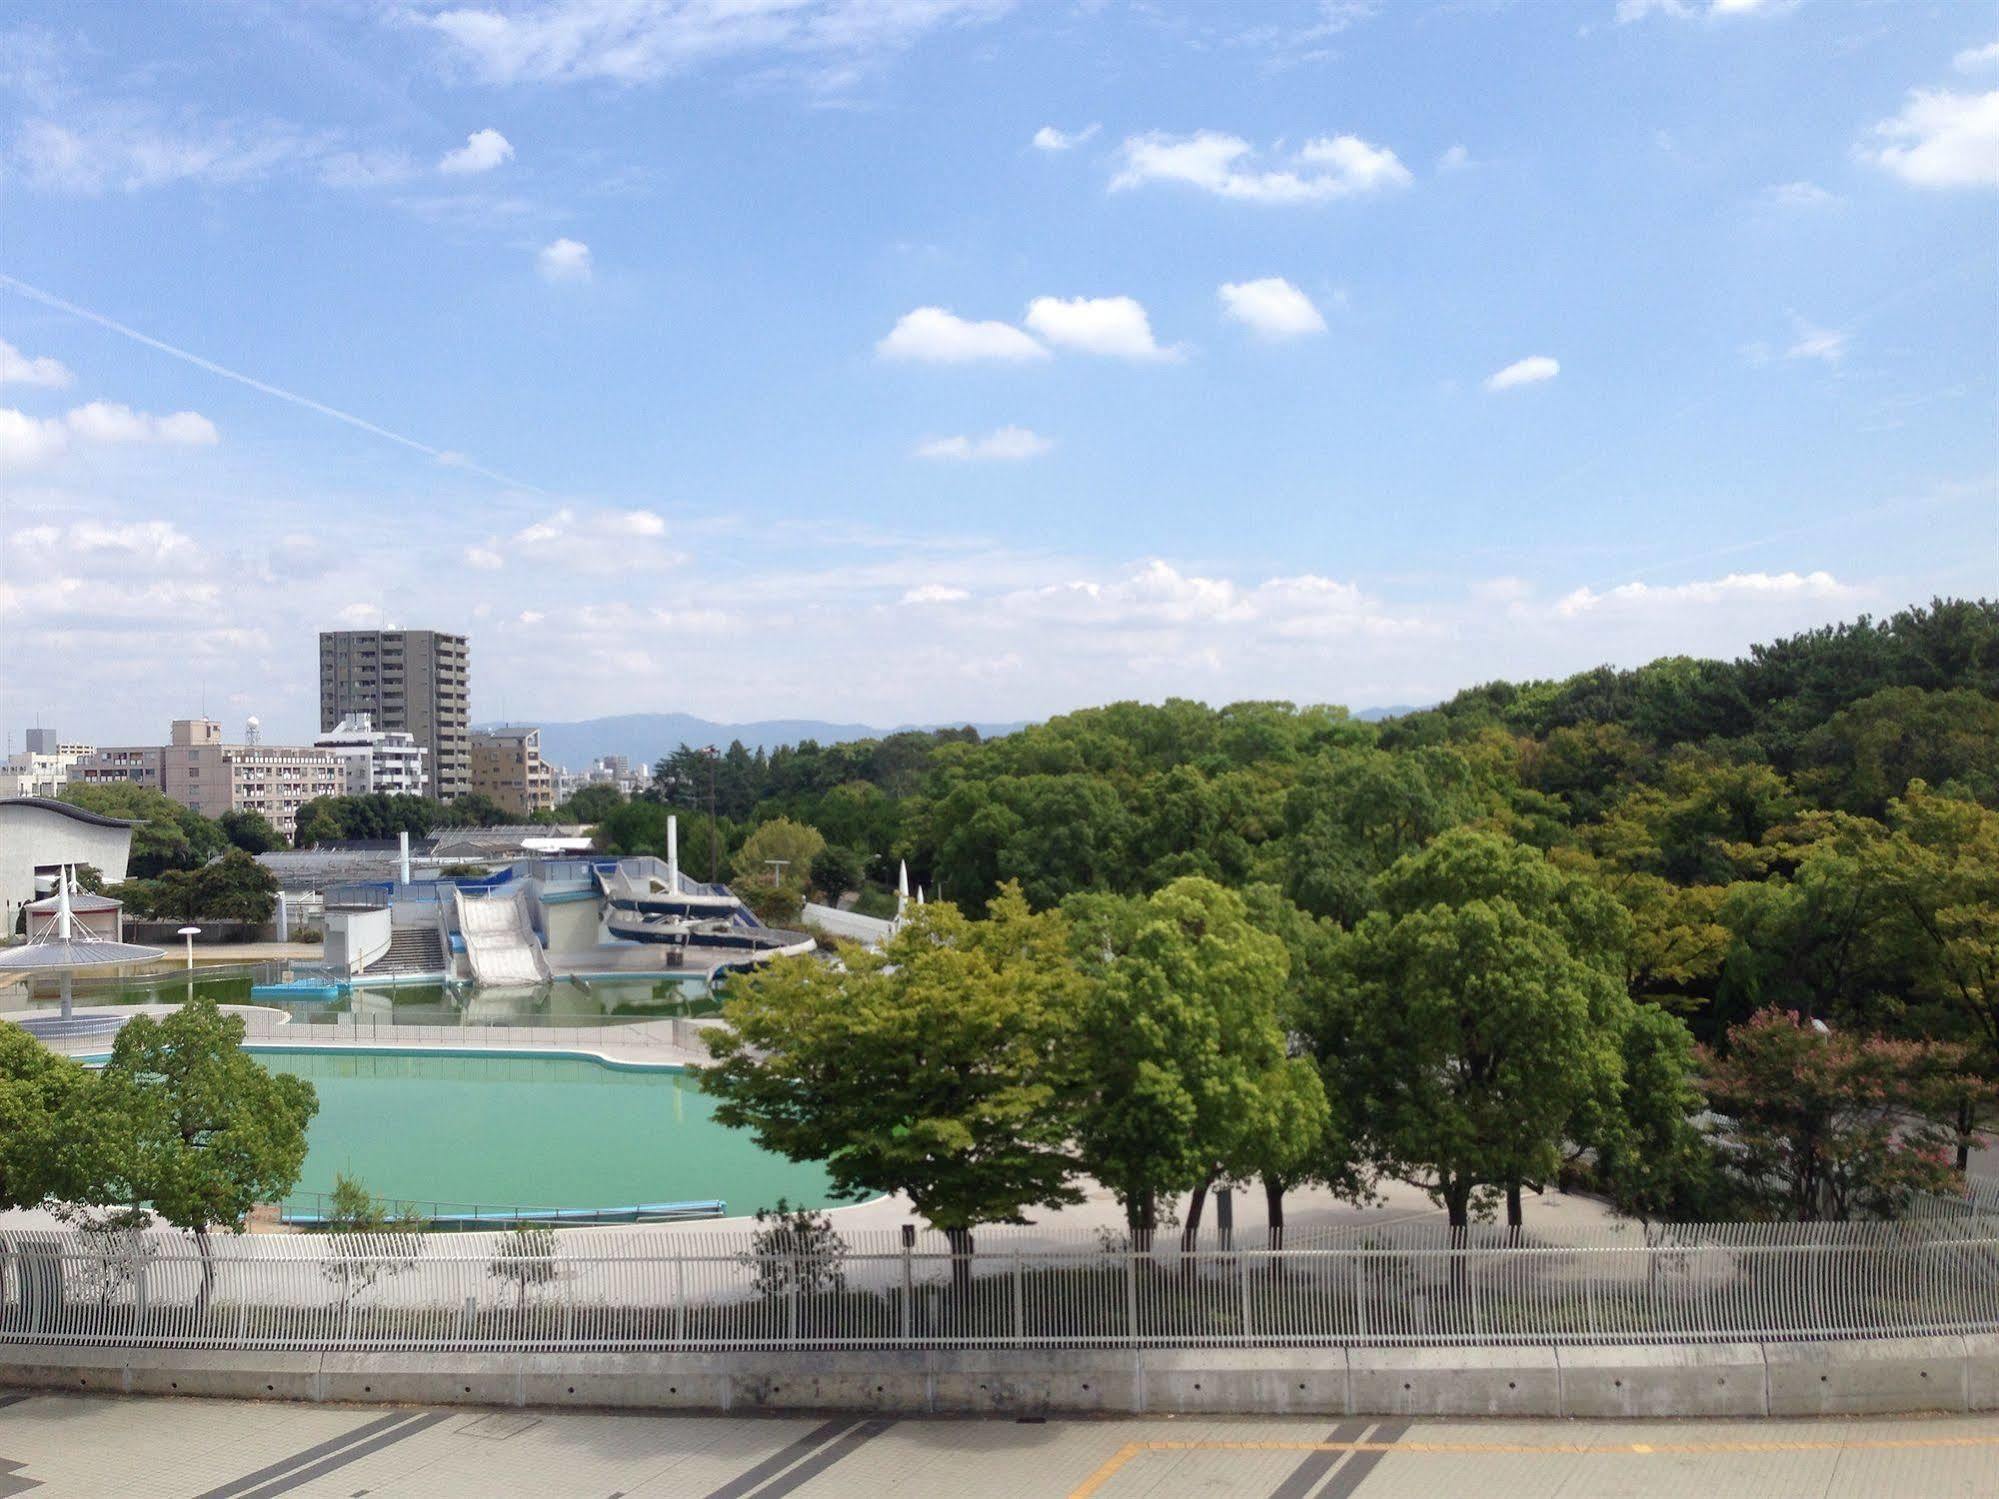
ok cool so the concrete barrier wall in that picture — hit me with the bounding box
[3,1339,1993,1418]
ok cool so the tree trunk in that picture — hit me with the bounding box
[1264,1179,1286,1253]
[1179,1172,1216,1284]
[1444,1179,1471,1229]
[1957,1095,1975,1174]
[1506,1181,1523,1242]
[1180,1173,1215,1255]
[193,1225,215,1319]
[944,1225,974,1300]
[1129,1189,1156,1257]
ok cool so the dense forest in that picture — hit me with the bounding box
[615,598,1998,1039]
[640,599,1999,1235]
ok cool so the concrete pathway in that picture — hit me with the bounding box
[0,1395,1992,1497]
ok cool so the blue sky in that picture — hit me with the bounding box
[1,0,1994,751]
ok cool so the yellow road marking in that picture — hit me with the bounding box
[1066,1432,1999,1498]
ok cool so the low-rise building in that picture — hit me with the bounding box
[67,746,167,791]
[314,713,429,797]
[470,726,555,817]
[160,719,347,842]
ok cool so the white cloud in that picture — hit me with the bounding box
[418,0,1011,86]
[64,401,219,445]
[0,338,73,388]
[439,127,515,174]
[1032,124,1099,152]
[1219,277,1326,339]
[914,426,1053,461]
[464,542,506,570]
[1024,295,1175,360]
[1784,319,1846,364]
[901,584,971,604]
[504,505,686,573]
[1112,129,1410,203]
[1617,0,1789,18]
[1861,88,1999,188]
[876,307,1048,363]
[318,149,417,188]
[0,409,68,467]
[1437,143,1470,171]
[1484,355,1560,391]
[12,114,313,194]
[0,402,219,465]
[1554,570,1854,619]
[1766,179,1839,208]
[537,237,593,281]
[1955,41,1999,72]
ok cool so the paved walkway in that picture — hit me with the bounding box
[0,1396,1991,1497]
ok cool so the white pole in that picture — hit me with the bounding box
[55,864,73,942]
[667,815,680,893]
[897,860,909,918]
[184,933,196,969]
[399,829,412,886]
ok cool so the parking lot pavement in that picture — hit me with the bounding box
[0,1394,1994,1498]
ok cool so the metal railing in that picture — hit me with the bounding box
[277,1191,727,1232]
[2,1219,1994,1354]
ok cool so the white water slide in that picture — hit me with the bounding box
[454,887,552,986]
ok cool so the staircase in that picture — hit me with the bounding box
[364,926,446,977]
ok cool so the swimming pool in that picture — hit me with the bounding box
[249,1046,838,1220]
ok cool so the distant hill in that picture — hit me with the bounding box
[484,713,1030,772]
[1355,704,1428,722]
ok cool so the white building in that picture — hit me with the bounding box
[0,741,95,799]
[314,713,429,797]
[0,796,136,937]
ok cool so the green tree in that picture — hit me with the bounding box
[318,1173,425,1316]
[0,1027,104,1211]
[808,845,863,902]
[196,848,281,922]
[1591,1004,1719,1223]
[730,817,826,891]
[216,809,283,855]
[556,783,626,823]
[95,999,318,1306]
[1340,830,1634,1228]
[702,888,1085,1284]
[60,784,223,876]
[1068,878,1293,1250]
[1799,687,1999,817]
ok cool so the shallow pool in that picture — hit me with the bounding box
[251,1047,837,1218]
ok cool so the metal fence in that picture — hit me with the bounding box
[3,1219,1995,1354]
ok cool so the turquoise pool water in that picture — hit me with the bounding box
[249,1047,837,1217]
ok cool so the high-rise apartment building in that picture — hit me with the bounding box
[318,629,470,801]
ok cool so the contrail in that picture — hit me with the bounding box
[0,273,543,493]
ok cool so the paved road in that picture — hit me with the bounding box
[0,1394,1993,1497]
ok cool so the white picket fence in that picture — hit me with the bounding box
[4,1218,1994,1353]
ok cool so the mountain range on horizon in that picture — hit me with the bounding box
[488,707,1422,774]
